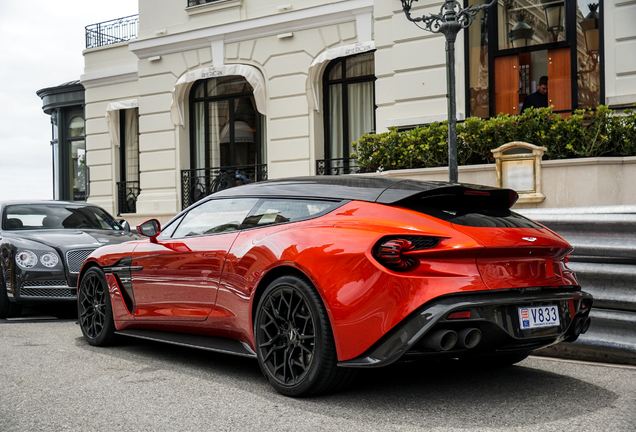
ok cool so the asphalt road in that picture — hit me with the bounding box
[1,314,635,432]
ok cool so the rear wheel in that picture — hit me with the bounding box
[78,267,117,346]
[0,271,21,319]
[254,275,356,397]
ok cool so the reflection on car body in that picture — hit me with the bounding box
[77,177,592,397]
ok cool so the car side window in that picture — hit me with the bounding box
[156,214,185,240]
[171,198,259,238]
[241,199,338,229]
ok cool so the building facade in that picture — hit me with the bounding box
[77,0,635,224]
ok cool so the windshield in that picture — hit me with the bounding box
[2,204,122,231]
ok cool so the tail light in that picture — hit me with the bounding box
[374,236,440,272]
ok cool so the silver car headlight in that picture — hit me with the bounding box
[15,250,38,269]
[40,252,60,268]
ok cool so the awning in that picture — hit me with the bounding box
[306,41,375,113]
[105,99,139,147]
[170,64,267,126]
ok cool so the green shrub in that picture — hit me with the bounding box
[351,105,636,171]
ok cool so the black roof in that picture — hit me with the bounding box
[210,176,508,204]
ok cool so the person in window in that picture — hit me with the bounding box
[521,76,548,113]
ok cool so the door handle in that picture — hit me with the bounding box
[203,252,217,258]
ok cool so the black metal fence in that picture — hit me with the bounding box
[117,181,141,215]
[519,206,636,364]
[181,165,268,209]
[85,15,139,49]
[316,158,364,176]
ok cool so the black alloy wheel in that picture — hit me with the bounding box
[254,275,356,397]
[78,267,117,346]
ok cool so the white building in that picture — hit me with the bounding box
[65,0,634,223]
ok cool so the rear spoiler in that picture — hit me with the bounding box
[378,183,519,210]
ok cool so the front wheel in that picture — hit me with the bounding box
[254,275,356,397]
[78,267,117,346]
[0,270,21,319]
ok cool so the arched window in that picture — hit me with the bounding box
[189,76,264,170]
[323,52,376,166]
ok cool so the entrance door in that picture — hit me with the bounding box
[547,48,571,112]
[494,55,519,116]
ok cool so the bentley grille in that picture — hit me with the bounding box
[66,249,96,274]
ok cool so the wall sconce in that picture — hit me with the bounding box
[491,142,546,204]
[509,15,534,48]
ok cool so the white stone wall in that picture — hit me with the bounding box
[604,1,636,108]
[80,0,635,223]
[373,0,466,132]
[82,44,139,216]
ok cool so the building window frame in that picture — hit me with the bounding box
[322,51,377,164]
[464,0,605,118]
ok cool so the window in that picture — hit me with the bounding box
[241,199,339,229]
[118,108,140,214]
[68,116,86,201]
[172,198,258,238]
[190,76,264,170]
[323,52,376,163]
[466,0,603,117]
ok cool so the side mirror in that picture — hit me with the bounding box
[119,219,131,234]
[136,219,161,243]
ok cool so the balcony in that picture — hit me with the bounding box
[181,164,268,209]
[117,181,141,215]
[316,158,364,176]
[85,15,139,49]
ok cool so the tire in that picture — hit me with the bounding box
[78,267,117,346]
[0,270,21,319]
[254,275,357,397]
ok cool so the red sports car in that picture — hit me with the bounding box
[77,177,592,396]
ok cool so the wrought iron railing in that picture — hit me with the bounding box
[117,181,141,215]
[187,0,223,7]
[181,164,268,209]
[316,158,364,176]
[85,15,139,49]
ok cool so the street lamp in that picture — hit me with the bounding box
[581,3,600,56]
[400,0,496,184]
[541,0,565,42]
[509,15,535,48]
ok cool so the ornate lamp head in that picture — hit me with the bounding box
[509,14,534,48]
[400,0,419,12]
[581,3,600,55]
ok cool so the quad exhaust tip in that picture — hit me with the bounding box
[420,328,483,351]
[422,330,458,351]
[572,316,592,336]
[456,328,482,349]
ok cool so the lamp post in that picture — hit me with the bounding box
[541,0,565,42]
[581,3,599,57]
[400,0,495,184]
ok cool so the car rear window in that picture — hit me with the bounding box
[397,192,543,228]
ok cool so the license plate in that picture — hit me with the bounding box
[518,305,560,329]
